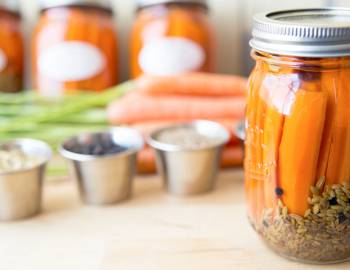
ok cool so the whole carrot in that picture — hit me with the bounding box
[107,92,246,124]
[279,90,327,216]
[136,73,247,97]
[137,145,243,174]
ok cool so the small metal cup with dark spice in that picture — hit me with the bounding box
[59,127,144,205]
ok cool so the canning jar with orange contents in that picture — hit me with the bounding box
[33,0,118,97]
[130,0,215,78]
[246,8,350,264]
[0,0,23,93]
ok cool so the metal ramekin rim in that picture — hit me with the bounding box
[58,127,144,162]
[147,120,230,152]
[0,138,52,176]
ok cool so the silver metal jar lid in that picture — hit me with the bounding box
[250,8,350,58]
[137,0,207,9]
[39,0,112,11]
[0,0,20,14]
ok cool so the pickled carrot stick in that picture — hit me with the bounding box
[107,92,246,124]
[255,96,267,222]
[244,67,264,224]
[279,90,327,216]
[136,73,247,97]
[325,69,350,185]
[316,71,337,181]
[263,105,284,209]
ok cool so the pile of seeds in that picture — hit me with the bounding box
[259,178,350,263]
[65,134,128,156]
[0,148,42,173]
[157,126,224,148]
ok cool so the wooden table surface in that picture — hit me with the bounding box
[0,169,349,270]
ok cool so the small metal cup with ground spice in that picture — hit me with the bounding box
[0,139,51,221]
[59,127,144,205]
[148,120,229,196]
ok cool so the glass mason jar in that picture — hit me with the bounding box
[0,0,24,93]
[33,0,118,97]
[246,8,350,264]
[130,0,215,78]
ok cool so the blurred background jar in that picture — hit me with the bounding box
[130,0,215,78]
[0,0,24,93]
[33,0,118,97]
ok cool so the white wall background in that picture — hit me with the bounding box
[18,0,345,86]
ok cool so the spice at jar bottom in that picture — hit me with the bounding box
[0,149,43,173]
[257,179,350,263]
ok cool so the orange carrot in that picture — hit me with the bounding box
[131,118,241,146]
[137,147,156,174]
[337,70,350,183]
[255,96,267,223]
[263,105,284,210]
[244,65,265,224]
[107,92,246,124]
[221,146,244,167]
[137,145,243,174]
[316,71,337,182]
[324,69,350,185]
[279,90,327,216]
[136,73,247,97]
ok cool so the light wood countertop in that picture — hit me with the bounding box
[0,169,349,270]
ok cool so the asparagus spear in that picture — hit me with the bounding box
[0,81,133,133]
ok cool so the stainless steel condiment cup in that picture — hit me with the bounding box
[235,120,245,150]
[59,127,144,205]
[148,120,230,196]
[0,139,52,221]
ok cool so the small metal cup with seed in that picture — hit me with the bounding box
[148,120,229,196]
[0,139,51,221]
[59,127,144,205]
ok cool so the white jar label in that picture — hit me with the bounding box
[139,37,205,76]
[38,41,106,81]
[0,49,7,73]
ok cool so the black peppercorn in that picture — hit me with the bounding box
[275,187,284,196]
[329,197,338,206]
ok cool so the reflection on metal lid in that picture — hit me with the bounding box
[39,0,112,11]
[137,0,207,9]
[250,8,350,57]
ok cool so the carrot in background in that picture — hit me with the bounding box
[136,73,247,97]
[279,90,327,216]
[255,96,267,223]
[137,147,156,174]
[108,92,246,124]
[137,145,243,174]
